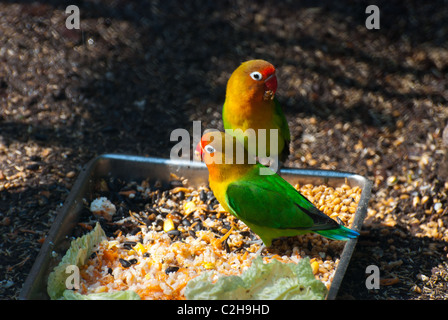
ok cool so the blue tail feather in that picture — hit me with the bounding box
[315,225,359,241]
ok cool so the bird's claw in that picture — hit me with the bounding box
[255,244,267,256]
[247,239,267,256]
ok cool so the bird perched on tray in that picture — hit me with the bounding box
[196,131,359,248]
[222,60,290,172]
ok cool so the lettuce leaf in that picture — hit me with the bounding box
[47,222,107,300]
[185,257,327,300]
[63,290,140,300]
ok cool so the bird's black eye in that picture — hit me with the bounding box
[250,71,263,81]
[204,145,215,153]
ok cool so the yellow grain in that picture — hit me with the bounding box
[311,261,319,275]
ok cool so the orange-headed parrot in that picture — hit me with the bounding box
[196,131,359,248]
[222,60,290,170]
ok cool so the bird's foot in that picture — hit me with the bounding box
[255,243,267,256]
[247,239,263,245]
[247,239,267,256]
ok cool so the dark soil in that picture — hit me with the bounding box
[1,0,447,300]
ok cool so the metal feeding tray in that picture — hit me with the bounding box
[20,154,372,300]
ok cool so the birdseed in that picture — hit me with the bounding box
[70,175,361,299]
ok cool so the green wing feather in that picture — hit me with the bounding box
[224,164,339,231]
[273,98,290,144]
[273,98,290,161]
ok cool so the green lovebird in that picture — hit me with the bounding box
[222,60,290,167]
[196,131,359,247]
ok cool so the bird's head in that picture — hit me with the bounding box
[227,59,278,101]
[195,130,255,168]
[195,131,229,166]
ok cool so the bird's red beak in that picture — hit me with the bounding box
[194,140,203,161]
[264,73,277,94]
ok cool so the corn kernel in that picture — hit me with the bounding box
[319,267,328,274]
[163,218,175,232]
[203,262,215,270]
[133,242,146,255]
[314,191,323,200]
[184,201,197,215]
[332,197,341,205]
[311,261,319,275]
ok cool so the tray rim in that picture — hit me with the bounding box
[19,153,372,300]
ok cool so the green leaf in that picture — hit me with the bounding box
[185,257,327,300]
[62,290,140,300]
[47,222,106,300]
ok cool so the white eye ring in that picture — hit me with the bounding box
[204,145,215,153]
[250,71,263,81]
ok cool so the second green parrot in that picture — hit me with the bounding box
[222,60,290,168]
[196,131,359,247]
